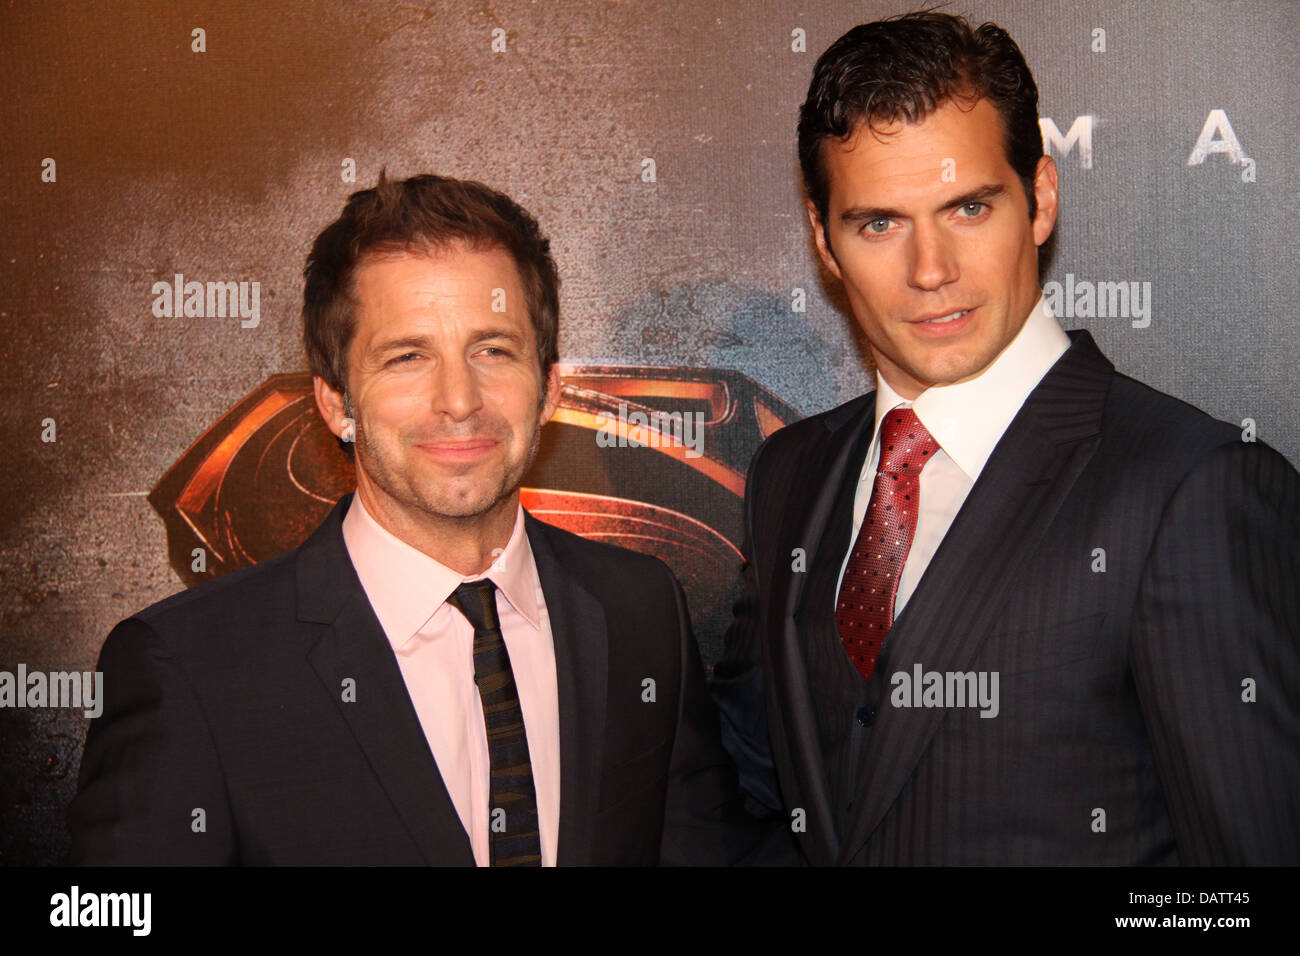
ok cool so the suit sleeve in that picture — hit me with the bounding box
[709,438,786,816]
[67,618,238,865]
[707,441,804,865]
[1129,439,1300,864]
[657,566,763,866]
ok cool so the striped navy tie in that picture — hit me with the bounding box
[446,579,542,866]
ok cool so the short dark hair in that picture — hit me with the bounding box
[798,11,1044,231]
[302,171,560,398]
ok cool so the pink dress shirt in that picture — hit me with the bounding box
[341,494,561,866]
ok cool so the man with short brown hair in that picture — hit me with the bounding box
[71,173,747,866]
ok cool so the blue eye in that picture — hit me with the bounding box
[959,202,987,216]
[865,218,890,234]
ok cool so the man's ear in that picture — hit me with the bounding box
[806,200,842,280]
[539,364,561,425]
[313,375,352,441]
[1031,154,1060,248]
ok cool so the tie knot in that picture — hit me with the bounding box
[447,579,501,633]
[876,407,940,476]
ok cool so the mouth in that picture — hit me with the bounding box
[413,438,502,463]
[916,308,972,324]
[909,307,975,336]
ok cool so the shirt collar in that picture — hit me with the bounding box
[341,493,542,650]
[871,294,1070,481]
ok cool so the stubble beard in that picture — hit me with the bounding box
[350,397,544,527]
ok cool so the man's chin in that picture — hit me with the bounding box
[412,483,519,523]
[901,349,1001,391]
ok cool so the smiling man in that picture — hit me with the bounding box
[69,173,748,866]
[711,12,1299,865]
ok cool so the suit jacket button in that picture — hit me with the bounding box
[856,706,875,727]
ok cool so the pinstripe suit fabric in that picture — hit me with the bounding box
[711,331,1300,865]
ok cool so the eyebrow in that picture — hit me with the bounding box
[839,184,1008,225]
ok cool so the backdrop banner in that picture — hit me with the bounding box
[1,1,1295,866]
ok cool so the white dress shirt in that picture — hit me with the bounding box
[836,294,1071,616]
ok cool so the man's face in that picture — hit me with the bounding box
[315,244,559,532]
[808,96,1058,399]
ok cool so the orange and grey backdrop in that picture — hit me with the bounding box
[1,1,1295,864]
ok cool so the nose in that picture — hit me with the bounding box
[432,354,484,422]
[907,219,959,292]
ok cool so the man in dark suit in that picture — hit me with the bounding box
[69,173,745,866]
[711,12,1300,865]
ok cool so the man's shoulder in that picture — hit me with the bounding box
[130,546,301,635]
[1086,368,1299,514]
[1102,370,1250,463]
[131,498,352,635]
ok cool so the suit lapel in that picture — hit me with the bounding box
[770,392,876,866]
[837,331,1114,864]
[526,515,609,867]
[297,494,474,865]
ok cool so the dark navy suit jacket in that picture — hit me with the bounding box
[712,331,1300,865]
[70,495,748,865]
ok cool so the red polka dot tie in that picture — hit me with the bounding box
[836,407,940,682]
